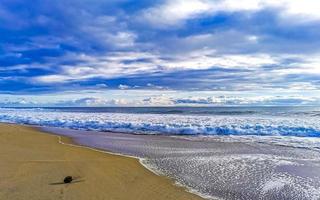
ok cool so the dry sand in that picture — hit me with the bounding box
[0,124,202,200]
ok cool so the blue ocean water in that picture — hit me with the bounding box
[1,106,320,138]
[3,106,320,199]
[12,106,320,116]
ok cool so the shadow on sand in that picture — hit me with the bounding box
[49,179,85,185]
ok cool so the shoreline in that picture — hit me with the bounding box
[48,129,214,200]
[0,123,203,200]
[42,125,320,200]
[3,122,320,199]
[53,130,164,176]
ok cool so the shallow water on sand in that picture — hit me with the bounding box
[43,127,320,200]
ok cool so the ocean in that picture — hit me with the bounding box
[2,106,320,199]
[1,106,320,138]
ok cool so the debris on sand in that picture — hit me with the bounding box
[64,176,73,183]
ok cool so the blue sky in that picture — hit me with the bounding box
[0,0,320,106]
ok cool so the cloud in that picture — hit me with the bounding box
[54,97,137,107]
[140,0,320,28]
[143,95,174,106]
[141,0,213,27]
[53,96,173,107]
[31,50,279,84]
[118,84,131,90]
[0,98,38,107]
[95,83,108,88]
[146,83,168,90]
[0,0,320,104]
[174,95,319,106]
[27,49,320,93]
[62,97,109,106]
[1,94,319,107]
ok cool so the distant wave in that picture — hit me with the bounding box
[2,106,320,116]
[1,108,320,137]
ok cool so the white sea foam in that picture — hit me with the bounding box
[43,126,320,200]
[262,177,291,193]
[1,108,320,148]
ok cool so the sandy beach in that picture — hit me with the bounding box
[45,127,320,200]
[0,123,202,200]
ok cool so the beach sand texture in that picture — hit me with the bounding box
[0,124,202,200]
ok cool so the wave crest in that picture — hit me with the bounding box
[1,108,320,137]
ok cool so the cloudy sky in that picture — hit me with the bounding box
[1,0,320,106]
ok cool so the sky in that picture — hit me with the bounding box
[0,0,320,106]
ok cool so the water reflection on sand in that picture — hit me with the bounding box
[43,127,320,200]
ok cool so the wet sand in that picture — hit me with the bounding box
[0,124,202,200]
[44,127,320,200]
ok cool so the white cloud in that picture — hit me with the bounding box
[160,49,277,70]
[246,35,259,43]
[146,83,167,90]
[0,98,38,107]
[33,74,72,83]
[55,97,132,107]
[143,95,174,106]
[105,31,137,48]
[269,54,320,76]
[73,97,109,106]
[80,14,137,48]
[265,0,320,22]
[1,91,319,107]
[118,84,131,90]
[141,0,320,28]
[141,0,213,27]
[64,95,319,106]
[54,96,174,107]
[32,49,280,83]
[95,83,108,88]
[174,95,319,106]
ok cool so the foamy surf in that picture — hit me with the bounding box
[2,107,320,199]
[42,127,320,200]
[1,107,320,140]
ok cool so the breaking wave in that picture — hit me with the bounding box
[1,108,320,137]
